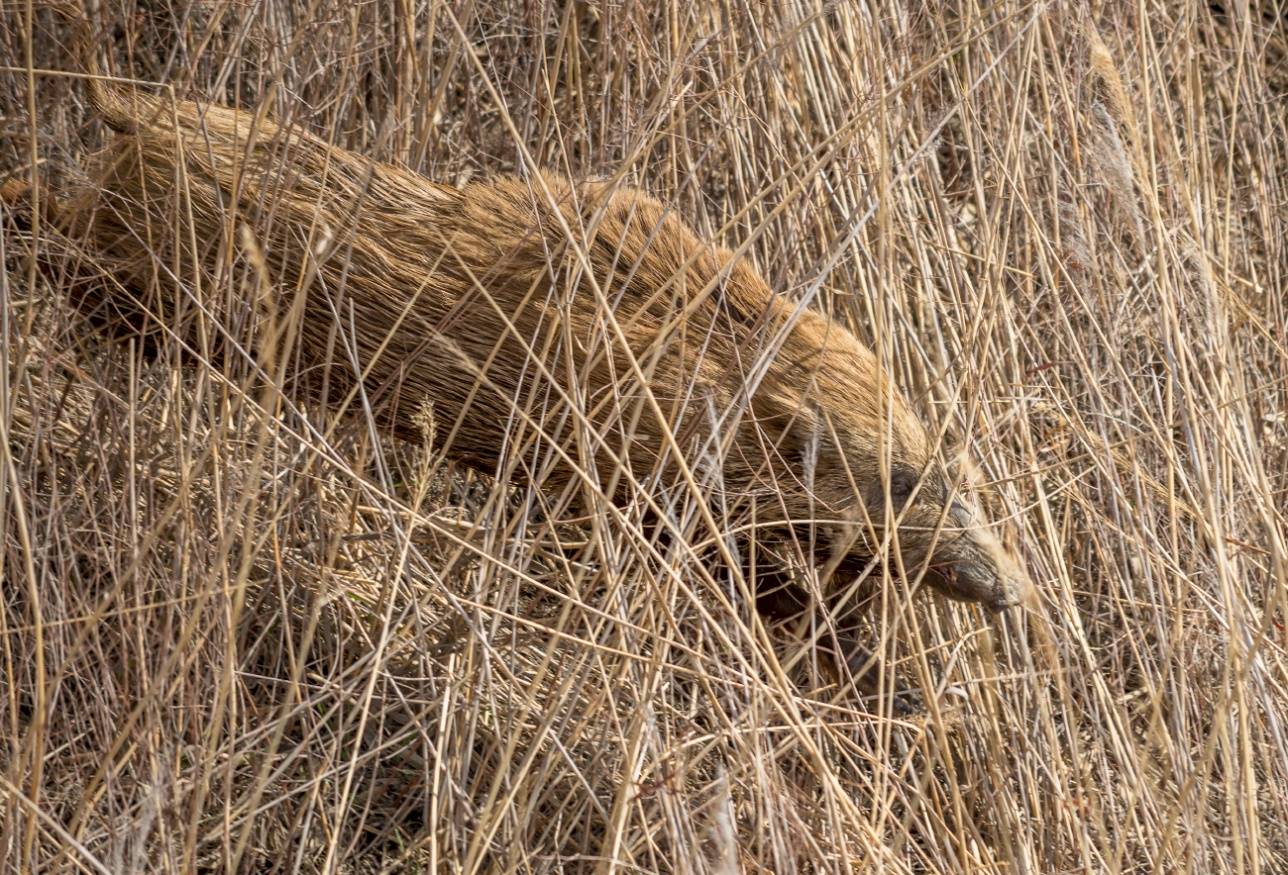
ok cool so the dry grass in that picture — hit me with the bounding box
[2,1,1286,872]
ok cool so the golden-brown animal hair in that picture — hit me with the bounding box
[19,1,1033,630]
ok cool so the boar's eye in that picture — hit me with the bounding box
[888,464,919,508]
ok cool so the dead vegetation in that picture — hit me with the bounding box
[1,1,1286,872]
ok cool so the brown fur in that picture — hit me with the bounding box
[14,6,1032,647]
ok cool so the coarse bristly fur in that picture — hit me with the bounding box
[20,3,1032,652]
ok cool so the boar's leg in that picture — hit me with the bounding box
[752,563,923,715]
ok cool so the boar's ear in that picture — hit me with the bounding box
[755,397,827,491]
[767,399,839,500]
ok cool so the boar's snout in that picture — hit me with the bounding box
[920,499,1032,612]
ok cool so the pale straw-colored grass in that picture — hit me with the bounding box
[2,1,1285,872]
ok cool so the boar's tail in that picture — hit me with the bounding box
[42,1,139,133]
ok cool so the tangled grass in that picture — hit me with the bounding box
[2,1,1286,872]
